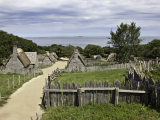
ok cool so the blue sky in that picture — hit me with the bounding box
[0,0,160,37]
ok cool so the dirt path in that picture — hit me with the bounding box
[0,58,68,120]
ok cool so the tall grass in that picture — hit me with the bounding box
[0,72,42,106]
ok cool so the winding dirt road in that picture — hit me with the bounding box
[0,58,68,120]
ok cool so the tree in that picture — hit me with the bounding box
[84,44,104,58]
[107,22,143,63]
[145,39,160,59]
[76,46,84,54]
[61,45,74,58]
[103,46,115,54]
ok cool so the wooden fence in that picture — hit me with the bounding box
[43,63,160,108]
[0,71,42,101]
[43,79,149,108]
[127,65,160,107]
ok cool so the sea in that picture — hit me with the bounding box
[23,36,160,49]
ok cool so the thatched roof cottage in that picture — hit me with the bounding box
[25,52,38,68]
[94,55,102,60]
[5,45,31,69]
[106,53,116,62]
[66,48,86,72]
[50,52,58,61]
[42,51,54,66]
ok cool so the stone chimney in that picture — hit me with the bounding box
[13,45,18,63]
[74,48,79,58]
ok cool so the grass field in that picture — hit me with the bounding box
[42,67,160,120]
[54,68,128,86]
[0,72,42,106]
[42,102,160,120]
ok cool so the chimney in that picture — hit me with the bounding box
[13,45,18,63]
[74,48,79,58]
[75,48,79,53]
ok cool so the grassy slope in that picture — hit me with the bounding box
[0,73,42,106]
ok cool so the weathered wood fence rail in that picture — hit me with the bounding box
[44,79,149,108]
[127,63,160,107]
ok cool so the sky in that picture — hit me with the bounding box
[0,0,160,37]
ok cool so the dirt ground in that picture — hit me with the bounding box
[0,58,68,120]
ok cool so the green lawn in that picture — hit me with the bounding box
[54,68,128,86]
[0,72,42,106]
[42,102,160,120]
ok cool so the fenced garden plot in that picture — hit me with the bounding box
[54,68,128,86]
[41,65,160,120]
[0,71,42,106]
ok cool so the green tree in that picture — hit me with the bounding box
[84,44,104,58]
[107,22,143,63]
[61,45,74,58]
[76,46,84,54]
[0,30,39,65]
[0,31,16,63]
[145,39,160,59]
[103,46,115,54]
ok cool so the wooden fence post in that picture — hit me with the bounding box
[46,89,50,108]
[18,75,20,85]
[24,74,25,82]
[145,80,148,106]
[78,88,82,106]
[13,75,14,89]
[7,79,9,91]
[115,88,119,105]
[48,75,51,88]
[30,70,32,79]
[0,91,1,101]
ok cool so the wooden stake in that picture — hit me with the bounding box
[18,75,20,85]
[13,75,14,89]
[28,72,29,80]
[0,91,1,101]
[8,79,9,91]
[24,74,25,82]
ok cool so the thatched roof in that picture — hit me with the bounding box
[25,52,37,64]
[106,53,116,62]
[17,48,31,67]
[94,55,102,59]
[5,48,31,67]
[96,55,102,60]
[67,49,86,66]
[43,51,54,62]
[52,52,58,59]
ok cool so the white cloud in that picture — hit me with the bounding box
[0,0,160,37]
